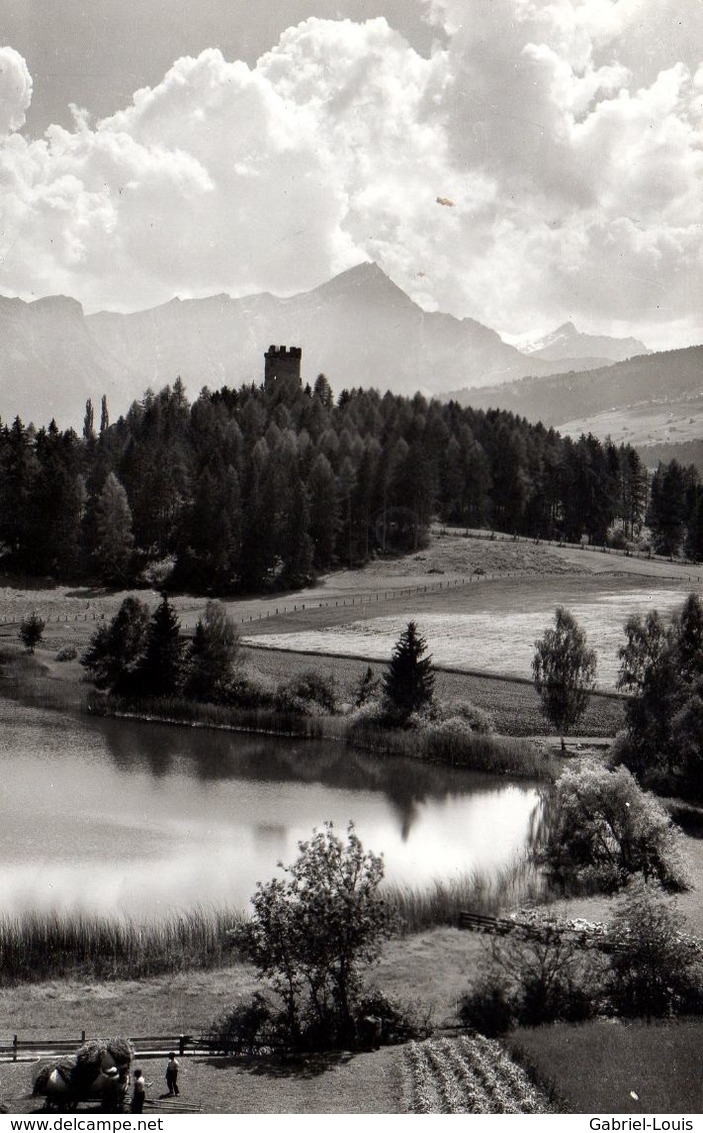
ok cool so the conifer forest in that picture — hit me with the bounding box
[0,374,700,593]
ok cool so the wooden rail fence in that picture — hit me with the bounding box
[458,909,625,951]
[0,1032,208,1063]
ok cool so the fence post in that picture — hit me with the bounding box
[13,1035,18,1061]
[81,1030,86,1043]
[179,1034,186,1057]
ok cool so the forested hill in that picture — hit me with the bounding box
[0,378,694,593]
[449,345,703,428]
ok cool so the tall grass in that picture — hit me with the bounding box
[0,906,243,985]
[384,857,546,933]
[87,691,555,781]
[508,1019,703,1115]
[345,718,557,780]
[0,861,547,985]
[86,692,325,739]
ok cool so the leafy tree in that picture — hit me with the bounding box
[137,593,186,698]
[93,472,135,585]
[539,761,689,893]
[81,596,151,694]
[184,600,239,702]
[18,612,45,653]
[532,607,597,741]
[605,878,703,1019]
[233,822,394,1047]
[382,621,435,724]
[617,593,703,793]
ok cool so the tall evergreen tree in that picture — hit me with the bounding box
[382,621,435,724]
[138,593,186,698]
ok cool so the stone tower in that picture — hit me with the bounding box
[264,344,302,393]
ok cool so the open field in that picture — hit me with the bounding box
[5,528,699,734]
[509,1019,703,1114]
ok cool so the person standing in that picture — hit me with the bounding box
[165,1052,180,1097]
[130,1069,149,1113]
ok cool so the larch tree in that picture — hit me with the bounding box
[93,472,135,585]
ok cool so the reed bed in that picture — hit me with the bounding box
[0,906,243,985]
[86,693,553,781]
[383,858,546,934]
[345,719,557,780]
[86,692,325,740]
[0,861,546,984]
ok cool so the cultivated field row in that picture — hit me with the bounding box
[404,1034,551,1114]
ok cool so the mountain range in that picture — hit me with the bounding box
[0,263,651,430]
[450,345,703,459]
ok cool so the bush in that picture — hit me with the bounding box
[435,698,495,734]
[139,555,176,589]
[539,761,690,894]
[55,645,78,662]
[604,878,703,1019]
[354,989,433,1046]
[204,993,281,1055]
[458,978,516,1036]
[276,669,338,716]
[232,822,395,1050]
[460,927,606,1032]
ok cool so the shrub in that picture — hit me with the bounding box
[354,665,381,708]
[232,822,395,1049]
[355,989,433,1046]
[55,645,78,662]
[276,669,338,716]
[139,555,176,589]
[458,978,516,1036]
[435,698,495,734]
[461,927,606,1032]
[539,761,690,894]
[605,878,703,1019]
[204,993,281,1055]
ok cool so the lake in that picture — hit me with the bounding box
[0,697,542,919]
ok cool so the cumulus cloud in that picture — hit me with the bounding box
[0,3,701,347]
[0,46,32,136]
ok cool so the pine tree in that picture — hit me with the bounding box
[382,621,435,724]
[138,593,185,698]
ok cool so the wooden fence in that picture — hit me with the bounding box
[459,909,624,951]
[0,1032,207,1063]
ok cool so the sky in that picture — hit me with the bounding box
[0,0,701,349]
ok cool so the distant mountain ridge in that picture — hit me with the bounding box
[519,320,649,363]
[449,345,703,451]
[0,263,646,429]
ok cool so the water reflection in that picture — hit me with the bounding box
[94,713,511,840]
[1,697,543,918]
